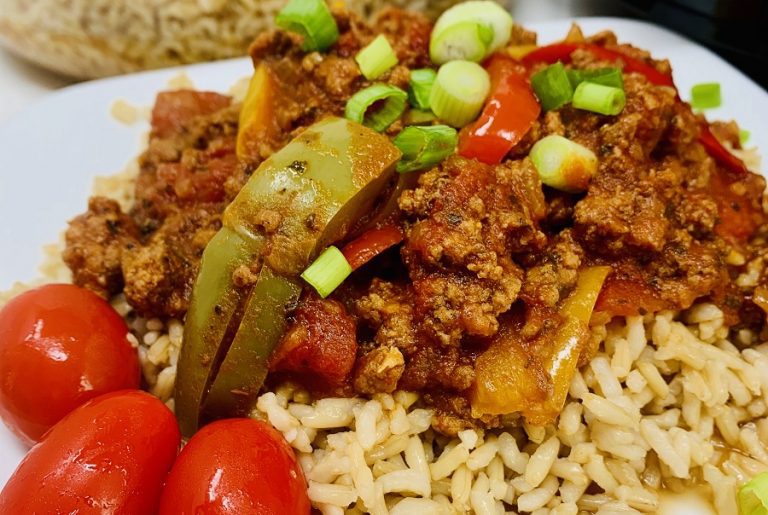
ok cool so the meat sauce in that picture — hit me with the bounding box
[63,8,767,434]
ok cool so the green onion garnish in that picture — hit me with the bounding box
[430,21,493,64]
[691,82,721,110]
[572,82,626,116]
[345,84,408,132]
[530,62,574,111]
[566,67,624,90]
[408,68,437,110]
[301,246,352,298]
[739,470,768,515]
[529,135,598,192]
[740,129,751,145]
[429,60,490,128]
[405,109,437,125]
[275,0,339,52]
[355,35,398,80]
[430,1,513,64]
[394,125,457,173]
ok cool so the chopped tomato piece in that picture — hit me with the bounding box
[151,90,232,138]
[594,276,667,317]
[269,295,357,388]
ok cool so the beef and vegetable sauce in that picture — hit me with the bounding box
[64,91,239,318]
[63,8,766,436]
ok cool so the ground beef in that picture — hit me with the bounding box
[64,90,239,317]
[521,230,584,307]
[399,156,545,345]
[355,279,418,352]
[134,94,239,232]
[242,8,432,166]
[63,197,139,298]
[121,207,221,318]
[353,346,405,394]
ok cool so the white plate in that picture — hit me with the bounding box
[0,17,764,504]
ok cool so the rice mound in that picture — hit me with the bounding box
[124,296,768,515]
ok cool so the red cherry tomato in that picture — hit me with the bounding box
[0,283,140,445]
[159,418,311,515]
[0,390,180,514]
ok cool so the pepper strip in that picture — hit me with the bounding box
[342,225,404,270]
[458,54,541,165]
[471,266,610,423]
[522,42,674,88]
[176,117,401,435]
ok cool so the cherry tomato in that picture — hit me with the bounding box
[0,283,140,445]
[0,390,180,514]
[158,418,310,515]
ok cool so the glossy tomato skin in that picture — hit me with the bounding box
[0,390,180,514]
[159,418,311,515]
[0,283,140,445]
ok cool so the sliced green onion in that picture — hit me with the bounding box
[739,470,768,515]
[394,125,457,173]
[572,82,626,115]
[529,135,598,192]
[740,129,751,145]
[430,1,513,64]
[301,246,352,298]
[430,21,493,64]
[691,82,721,110]
[531,62,574,111]
[430,60,490,127]
[405,109,437,125]
[408,68,437,110]
[566,67,624,90]
[356,35,398,80]
[275,0,339,52]
[345,84,408,132]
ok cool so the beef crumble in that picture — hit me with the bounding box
[64,90,239,318]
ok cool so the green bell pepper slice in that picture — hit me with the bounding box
[175,117,401,436]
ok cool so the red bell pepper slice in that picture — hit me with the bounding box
[458,54,541,165]
[698,123,749,177]
[521,42,675,88]
[523,43,749,176]
[342,225,404,270]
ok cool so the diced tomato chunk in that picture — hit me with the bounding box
[594,276,666,317]
[151,90,232,138]
[155,143,237,204]
[270,295,357,387]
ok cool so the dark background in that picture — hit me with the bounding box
[572,0,767,88]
